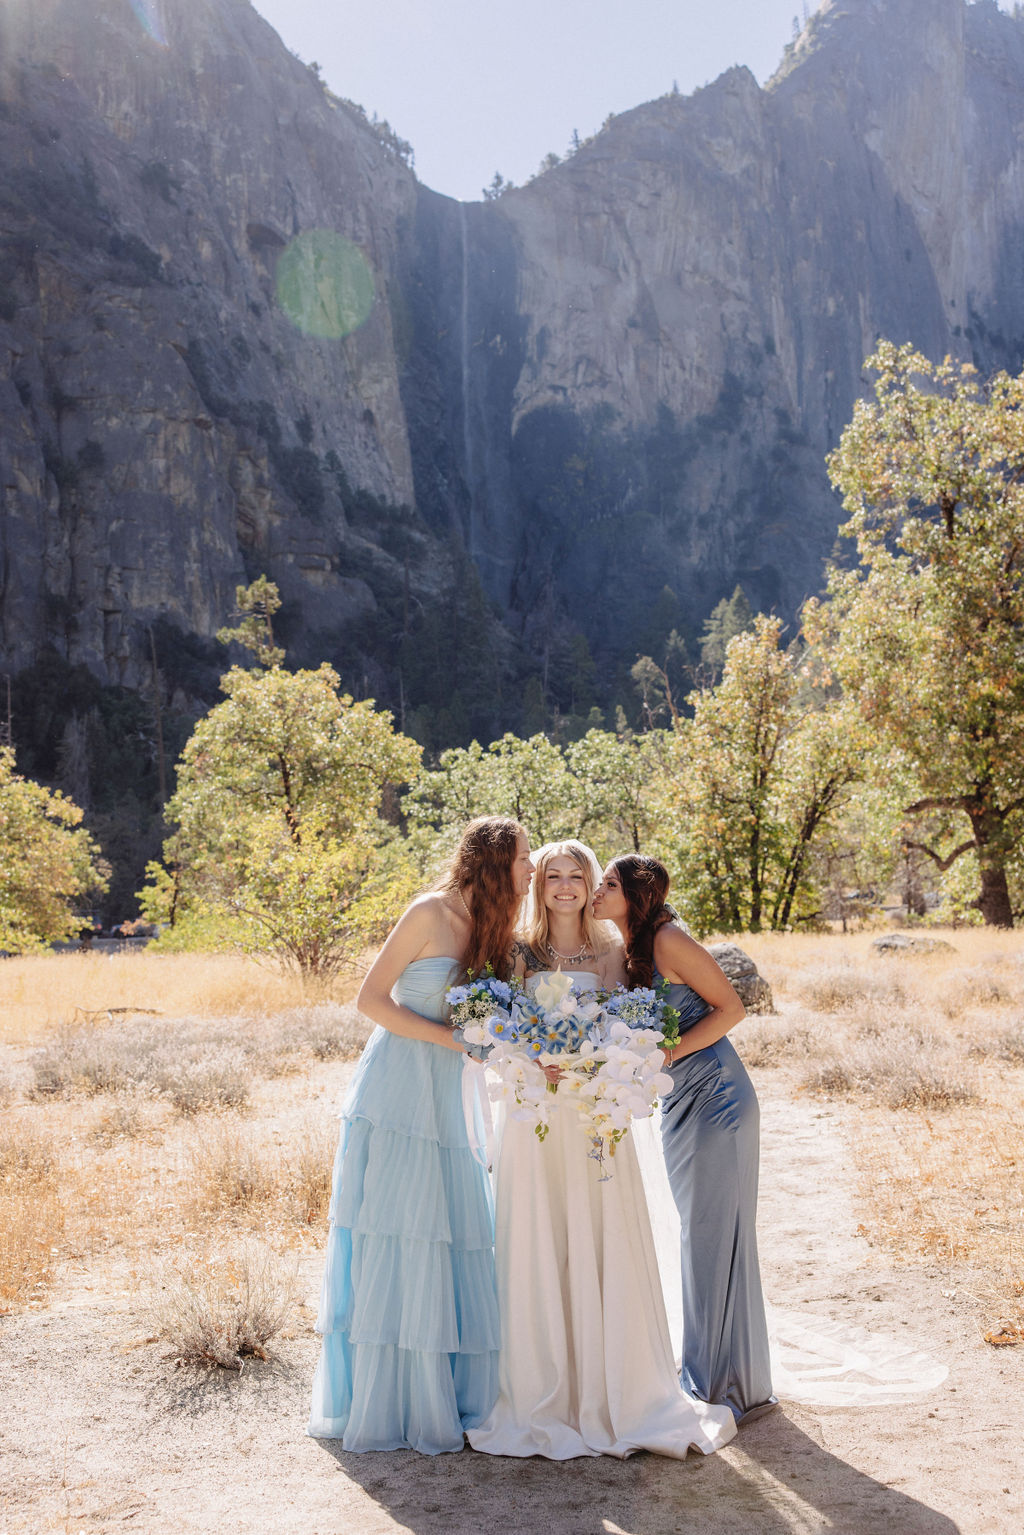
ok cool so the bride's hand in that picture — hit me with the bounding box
[542,1063,563,1084]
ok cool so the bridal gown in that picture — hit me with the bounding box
[309,956,500,1453]
[467,970,736,1460]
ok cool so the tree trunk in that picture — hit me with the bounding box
[748,823,762,932]
[967,804,1015,928]
[977,861,1014,927]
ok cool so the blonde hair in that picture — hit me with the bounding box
[523,840,611,960]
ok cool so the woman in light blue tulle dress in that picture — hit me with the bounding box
[594,854,776,1426]
[308,816,534,1454]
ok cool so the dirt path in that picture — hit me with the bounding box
[1,1072,1021,1535]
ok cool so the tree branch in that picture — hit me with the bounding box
[902,838,975,873]
[904,794,971,815]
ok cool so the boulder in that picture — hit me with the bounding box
[871,933,956,956]
[708,942,775,1014]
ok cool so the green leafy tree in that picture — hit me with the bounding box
[482,171,513,200]
[404,733,579,845]
[808,341,1024,926]
[805,772,909,931]
[699,585,754,680]
[0,748,108,951]
[631,627,689,728]
[143,662,421,980]
[647,618,859,933]
[406,726,673,865]
[216,575,285,669]
[565,728,667,856]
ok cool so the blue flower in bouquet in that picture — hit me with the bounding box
[597,983,686,1049]
[603,986,659,1027]
[538,1012,580,1055]
[445,972,522,1061]
[486,1012,520,1043]
[509,998,547,1057]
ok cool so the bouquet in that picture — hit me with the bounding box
[447,971,679,1173]
[445,971,522,1061]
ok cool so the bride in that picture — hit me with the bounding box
[466,840,736,1460]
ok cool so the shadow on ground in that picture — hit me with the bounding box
[314,1410,960,1535]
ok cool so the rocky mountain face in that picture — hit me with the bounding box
[2,0,1024,739]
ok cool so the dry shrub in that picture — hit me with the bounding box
[286,1119,336,1228]
[164,1049,252,1116]
[734,1017,816,1068]
[968,1027,1024,1066]
[151,1244,296,1369]
[31,1019,254,1113]
[801,1027,978,1110]
[87,1096,149,1145]
[853,1108,1024,1338]
[187,1116,337,1233]
[273,1002,369,1060]
[188,1123,280,1217]
[794,962,907,1014]
[938,965,1023,1020]
[0,1190,63,1309]
[30,1004,367,1111]
[0,1116,57,1184]
[805,1060,857,1095]
[0,1118,63,1308]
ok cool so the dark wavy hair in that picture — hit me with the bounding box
[440,816,526,982]
[611,853,674,988]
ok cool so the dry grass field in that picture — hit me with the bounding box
[1,935,1023,1533]
[2,934,1021,1342]
[0,950,332,1047]
[0,952,363,1328]
[738,930,1024,1344]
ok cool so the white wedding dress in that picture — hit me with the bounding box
[466,970,737,1460]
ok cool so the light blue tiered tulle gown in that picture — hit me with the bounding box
[657,973,775,1423]
[308,957,500,1452]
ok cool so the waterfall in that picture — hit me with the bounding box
[459,200,476,558]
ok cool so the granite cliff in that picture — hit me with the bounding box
[2,0,1024,751]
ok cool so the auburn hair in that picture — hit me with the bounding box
[440,816,526,982]
[523,841,610,960]
[612,853,674,988]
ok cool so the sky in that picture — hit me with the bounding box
[249,1,1018,201]
[247,0,830,203]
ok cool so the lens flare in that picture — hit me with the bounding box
[275,230,375,340]
[128,0,168,46]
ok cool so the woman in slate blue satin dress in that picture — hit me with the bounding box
[308,816,535,1454]
[594,854,776,1426]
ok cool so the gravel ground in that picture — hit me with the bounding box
[1,1075,1021,1535]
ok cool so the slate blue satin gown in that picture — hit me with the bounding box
[308,957,500,1452]
[657,973,775,1422]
